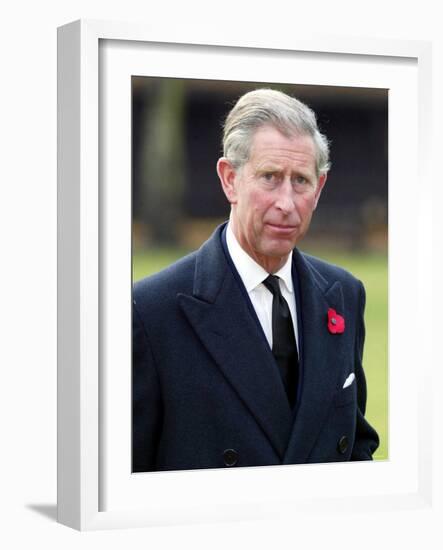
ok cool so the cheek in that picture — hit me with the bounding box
[249,190,272,215]
[238,190,264,220]
[298,195,317,218]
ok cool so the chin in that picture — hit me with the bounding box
[263,243,295,258]
[272,236,299,251]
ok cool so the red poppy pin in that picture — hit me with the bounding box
[327,308,345,334]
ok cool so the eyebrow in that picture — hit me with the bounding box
[256,164,280,172]
[257,166,313,179]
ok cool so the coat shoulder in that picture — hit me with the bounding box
[299,250,362,290]
[133,224,228,312]
[133,251,197,310]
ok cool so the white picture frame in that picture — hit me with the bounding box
[57,19,434,531]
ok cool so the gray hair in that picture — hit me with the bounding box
[222,88,330,176]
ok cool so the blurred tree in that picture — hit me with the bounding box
[139,80,185,244]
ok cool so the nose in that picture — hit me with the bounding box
[274,179,295,214]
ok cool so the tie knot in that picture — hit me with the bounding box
[263,274,281,297]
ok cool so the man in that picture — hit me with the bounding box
[133,88,379,472]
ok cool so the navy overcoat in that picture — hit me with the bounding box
[133,224,379,471]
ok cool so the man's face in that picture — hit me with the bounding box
[218,125,326,273]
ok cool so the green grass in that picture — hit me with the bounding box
[133,247,388,461]
[133,248,192,282]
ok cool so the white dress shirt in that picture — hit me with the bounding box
[226,222,299,350]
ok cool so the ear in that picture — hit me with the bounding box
[216,157,239,205]
[313,173,327,209]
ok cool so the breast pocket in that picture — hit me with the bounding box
[333,380,356,408]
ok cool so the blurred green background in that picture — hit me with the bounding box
[132,77,388,461]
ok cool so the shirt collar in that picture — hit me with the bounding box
[226,222,294,294]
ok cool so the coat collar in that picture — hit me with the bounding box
[178,224,345,463]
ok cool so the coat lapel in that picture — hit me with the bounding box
[283,250,346,464]
[177,226,293,460]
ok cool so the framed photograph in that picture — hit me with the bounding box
[57,19,433,530]
[130,76,389,468]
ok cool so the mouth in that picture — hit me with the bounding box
[266,223,298,236]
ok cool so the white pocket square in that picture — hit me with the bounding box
[342,373,355,389]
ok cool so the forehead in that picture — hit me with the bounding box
[248,125,316,170]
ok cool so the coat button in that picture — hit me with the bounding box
[337,436,349,454]
[223,448,238,467]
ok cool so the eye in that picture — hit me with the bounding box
[260,172,279,186]
[293,175,308,185]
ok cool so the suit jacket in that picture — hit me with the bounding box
[133,223,379,472]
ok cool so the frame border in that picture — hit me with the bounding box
[57,19,433,531]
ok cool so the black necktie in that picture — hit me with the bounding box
[263,275,299,408]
